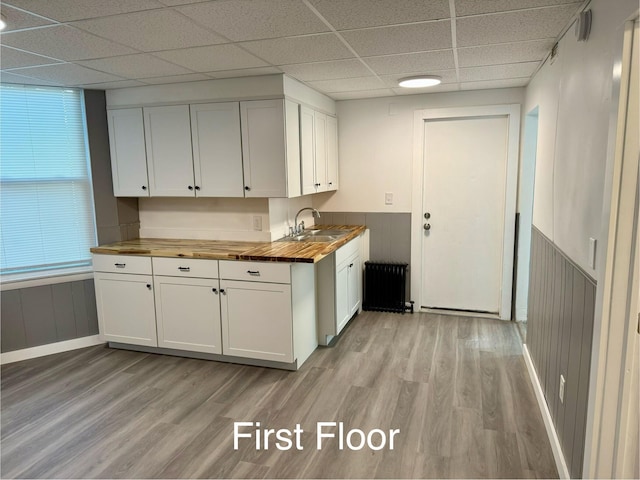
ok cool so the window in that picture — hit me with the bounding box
[0,84,97,278]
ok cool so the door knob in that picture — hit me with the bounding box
[424,212,430,219]
[424,223,431,231]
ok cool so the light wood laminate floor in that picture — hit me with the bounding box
[1,312,557,479]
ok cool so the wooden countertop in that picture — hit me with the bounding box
[90,225,366,264]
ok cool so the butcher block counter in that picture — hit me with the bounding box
[89,225,365,264]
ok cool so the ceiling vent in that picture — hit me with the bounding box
[576,9,593,42]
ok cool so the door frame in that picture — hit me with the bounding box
[411,104,521,320]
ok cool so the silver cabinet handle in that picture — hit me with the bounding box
[115,263,126,268]
[146,284,152,290]
[178,267,190,272]
[220,289,226,295]
[424,223,431,231]
[247,270,260,276]
[212,288,218,294]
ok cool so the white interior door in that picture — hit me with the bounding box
[421,115,509,314]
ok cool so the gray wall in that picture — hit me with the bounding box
[1,280,99,353]
[1,90,140,354]
[320,211,411,301]
[527,226,595,478]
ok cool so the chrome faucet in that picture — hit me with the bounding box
[293,208,320,235]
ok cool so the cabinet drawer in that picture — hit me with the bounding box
[335,236,360,266]
[219,260,290,284]
[92,254,152,275]
[152,257,219,278]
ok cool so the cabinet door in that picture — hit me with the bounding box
[240,100,287,198]
[220,280,293,363]
[190,103,244,198]
[326,115,339,191]
[314,111,328,192]
[336,261,350,334]
[144,105,195,197]
[300,105,317,195]
[154,276,222,354]
[94,272,157,346]
[348,255,362,317]
[107,108,149,197]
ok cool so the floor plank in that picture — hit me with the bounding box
[0,311,558,479]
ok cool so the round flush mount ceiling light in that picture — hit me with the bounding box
[0,14,7,31]
[398,75,442,88]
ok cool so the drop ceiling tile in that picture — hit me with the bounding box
[380,69,457,88]
[1,46,62,70]
[154,44,268,72]
[280,59,371,81]
[340,21,452,57]
[391,83,461,95]
[456,6,579,46]
[8,63,124,85]
[3,0,165,22]
[457,39,554,67]
[363,50,455,75]
[0,4,55,31]
[455,0,581,16]
[81,80,147,89]
[307,76,386,93]
[157,0,202,4]
[459,78,530,90]
[177,0,329,41]
[207,67,282,78]
[241,34,354,65]
[458,62,538,82]
[72,10,227,52]
[307,0,450,30]
[0,70,61,86]
[142,73,212,84]
[329,89,396,100]
[0,25,137,61]
[78,54,192,79]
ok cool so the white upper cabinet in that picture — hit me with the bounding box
[300,106,338,196]
[240,99,288,198]
[107,108,149,197]
[326,114,338,191]
[314,110,328,193]
[144,105,195,197]
[190,102,244,198]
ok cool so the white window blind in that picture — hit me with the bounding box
[0,84,97,277]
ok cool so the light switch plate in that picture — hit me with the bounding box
[385,192,393,205]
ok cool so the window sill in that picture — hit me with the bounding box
[0,267,94,291]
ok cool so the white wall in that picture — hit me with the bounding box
[312,88,526,213]
[139,197,271,242]
[524,0,639,275]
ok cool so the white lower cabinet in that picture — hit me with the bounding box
[317,235,363,345]
[94,271,158,347]
[219,279,293,363]
[154,276,222,354]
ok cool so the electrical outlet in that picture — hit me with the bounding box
[385,192,393,205]
[559,375,565,403]
[252,216,262,231]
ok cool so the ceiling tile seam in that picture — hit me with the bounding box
[332,18,452,34]
[300,0,393,94]
[2,62,67,72]
[1,3,61,24]
[449,0,460,83]
[6,62,130,83]
[454,2,585,20]
[61,24,148,57]
[0,44,66,63]
[163,7,282,72]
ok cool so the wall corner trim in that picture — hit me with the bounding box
[1,335,104,365]
[523,344,570,479]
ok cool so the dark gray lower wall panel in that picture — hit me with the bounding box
[527,226,595,478]
[0,279,99,353]
[320,212,411,300]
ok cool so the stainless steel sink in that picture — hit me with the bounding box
[276,229,347,243]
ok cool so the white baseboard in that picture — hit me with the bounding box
[523,344,570,479]
[1,335,104,365]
